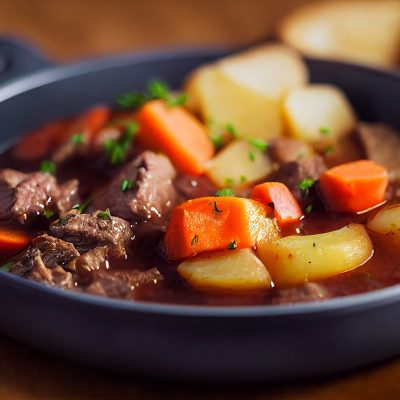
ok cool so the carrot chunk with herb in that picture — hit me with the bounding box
[250,182,303,228]
[0,227,32,258]
[319,160,388,213]
[137,100,214,175]
[164,196,273,260]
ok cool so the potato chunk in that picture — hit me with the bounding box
[368,204,400,245]
[283,84,356,142]
[205,139,272,188]
[177,249,271,293]
[257,224,373,288]
[184,44,308,140]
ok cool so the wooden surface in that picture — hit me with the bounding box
[0,0,399,398]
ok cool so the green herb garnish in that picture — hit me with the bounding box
[248,137,268,152]
[319,127,331,135]
[210,134,225,149]
[96,208,112,220]
[224,177,234,187]
[224,123,239,138]
[305,204,313,214]
[323,144,334,155]
[43,209,54,219]
[215,188,235,197]
[248,151,256,162]
[70,133,85,145]
[0,262,12,272]
[121,179,135,192]
[116,92,147,109]
[40,160,56,175]
[299,178,316,193]
[240,175,247,184]
[72,197,92,213]
[228,240,237,250]
[191,235,199,246]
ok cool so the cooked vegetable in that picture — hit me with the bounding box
[205,140,273,188]
[283,84,356,141]
[250,182,303,228]
[278,0,400,68]
[319,160,389,213]
[368,204,400,245]
[177,248,271,293]
[164,196,278,260]
[185,45,308,140]
[257,224,373,288]
[137,100,214,175]
[0,227,33,258]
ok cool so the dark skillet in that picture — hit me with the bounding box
[0,38,399,382]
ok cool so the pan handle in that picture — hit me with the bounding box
[0,36,52,84]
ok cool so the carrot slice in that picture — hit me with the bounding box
[136,100,214,175]
[250,182,303,228]
[12,120,71,160]
[0,227,32,258]
[164,197,268,260]
[319,160,388,213]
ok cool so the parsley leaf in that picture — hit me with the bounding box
[72,197,92,213]
[319,127,331,135]
[96,208,112,220]
[40,160,56,175]
[248,151,256,162]
[70,133,85,145]
[228,240,237,250]
[240,175,247,184]
[121,179,135,192]
[324,144,334,155]
[305,204,313,214]
[224,123,239,138]
[299,178,316,192]
[43,209,54,219]
[215,188,235,197]
[0,262,12,272]
[224,177,234,187]
[248,137,268,152]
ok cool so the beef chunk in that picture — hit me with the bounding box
[270,282,331,305]
[357,123,400,182]
[92,151,177,227]
[268,138,313,165]
[0,169,79,224]
[271,155,327,206]
[50,211,132,258]
[85,268,162,298]
[10,234,77,288]
[174,175,216,201]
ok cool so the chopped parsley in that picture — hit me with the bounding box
[299,178,316,193]
[319,127,331,135]
[224,123,239,138]
[40,160,56,175]
[213,201,222,214]
[121,179,135,192]
[215,187,235,197]
[305,204,313,214]
[248,137,268,152]
[116,79,186,109]
[70,133,85,145]
[210,134,225,149]
[104,121,138,165]
[323,144,334,155]
[96,208,112,220]
[224,177,234,187]
[191,235,199,246]
[72,197,92,213]
[228,240,237,250]
[248,151,256,162]
[0,262,12,272]
[43,209,54,219]
[240,175,247,184]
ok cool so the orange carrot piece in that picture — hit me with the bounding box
[136,100,214,175]
[250,182,303,228]
[61,105,111,143]
[13,120,71,160]
[0,227,32,258]
[319,160,388,213]
[164,196,268,260]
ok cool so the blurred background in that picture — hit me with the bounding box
[0,0,398,67]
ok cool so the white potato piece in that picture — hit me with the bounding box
[283,84,356,142]
[177,249,271,293]
[278,0,400,67]
[257,224,373,288]
[205,139,272,188]
[368,204,400,245]
[184,45,308,140]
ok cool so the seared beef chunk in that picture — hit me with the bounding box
[86,268,162,298]
[10,234,77,288]
[270,282,331,305]
[271,155,327,206]
[92,151,177,228]
[357,123,400,182]
[0,169,79,224]
[268,138,313,165]
[174,175,216,200]
[50,211,132,258]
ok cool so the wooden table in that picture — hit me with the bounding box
[0,0,399,398]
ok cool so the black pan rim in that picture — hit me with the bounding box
[1,45,400,318]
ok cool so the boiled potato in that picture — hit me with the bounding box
[184,45,308,140]
[257,224,373,288]
[205,139,272,188]
[278,0,400,67]
[177,248,271,293]
[283,84,356,142]
[368,204,400,245]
